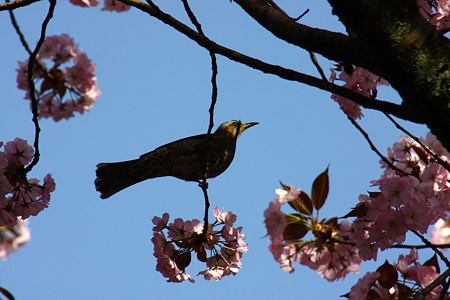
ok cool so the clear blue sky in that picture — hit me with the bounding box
[0,1,432,299]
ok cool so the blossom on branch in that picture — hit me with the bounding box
[17,34,100,121]
[329,65,388,120]
[350,133,450,260]
[70,0,130,12]
[264,176,362,281]
[151,208,248,283]
[0,138,56,227]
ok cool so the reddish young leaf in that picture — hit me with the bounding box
[396,282,413,299]
[283,215,308,240]
[311,167,329,210]
[342,203,369,218]
[288,191,313,215]
[175,251,192,270]
[424,253,440,274]
[376,260,398,290]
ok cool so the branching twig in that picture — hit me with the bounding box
[309,51,327,81]
[412,230,450,269]
[347,116,409,176]
[117,0,417,123]
[180,0,219,236]
[384,113,450,173]
[23,0,56,173]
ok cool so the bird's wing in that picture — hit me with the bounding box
[138,133,209,159]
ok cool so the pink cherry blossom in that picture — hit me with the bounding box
[151,208,247,282]
[102,0,131,12]
[348,271,379,300]
[0,218,31,260]
[431,218,450,246]
[17,34,100,121]
[69,0,100,8]
[4,138,34,166]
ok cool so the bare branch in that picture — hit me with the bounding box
[384,113,450,173]
[0,0,39,11]
[119,0,418,123]
[347,116,409,176]
[24,0,56,173]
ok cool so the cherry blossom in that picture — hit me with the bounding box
[0,218,30,260]
[0,139,56,227]
[329,66,387,120]
[151,208,248,282]
[16,34,100,121]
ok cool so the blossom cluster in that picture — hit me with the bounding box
[70,0,131,12]
[17,34,100,121]
[0,138,55,227]
[348,249,442,300]
[151,207,248,283]
[0,218,30,260]
[418,0,450,31]
[329,65,388,120]
[351,133,450,260]
[264,185,361,281]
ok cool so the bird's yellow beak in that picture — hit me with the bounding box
[237,121,258,137]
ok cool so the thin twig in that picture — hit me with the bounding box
[309,51,327,81]
[391,243,450,249]
[412,230,450,269]
[118,0,416,123]
[347,116,409,176]
[181,0,219,236]
[0,0,38,11]
[414,268,450,300]
[384,113,450,173]
[23,0,56,173]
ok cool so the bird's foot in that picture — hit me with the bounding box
[198,180,209,189]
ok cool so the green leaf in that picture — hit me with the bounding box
[287,191,313,215]
[0,287,15,300]
[311,167,329,210]
[376,260,398,290]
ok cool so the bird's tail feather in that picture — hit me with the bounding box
[95,159,150,199]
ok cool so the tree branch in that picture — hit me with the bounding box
[0,0,39,11]
[233,0,379,72]
[118,0,419,122]
[23,0,56,173]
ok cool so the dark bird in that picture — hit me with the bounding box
[95,120,258,199]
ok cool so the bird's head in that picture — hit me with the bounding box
[215,120,258,140]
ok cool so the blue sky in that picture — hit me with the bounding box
[0,1,432,299]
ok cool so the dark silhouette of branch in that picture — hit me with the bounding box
[391,243,450,249]
[347,116,409,176]
[180,0,219,236]
[0,0,38,11]
[384,113,450,173]
[23,0,56,173]
[414,268,450,300]
[412,230,450,269]
[118,0,417,123]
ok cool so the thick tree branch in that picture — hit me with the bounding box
[0,0,38,11]
[119,0,417,122]
[233,0,379,72]
[328,0,450,151]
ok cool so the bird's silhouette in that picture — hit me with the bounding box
[95,120,258,199]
